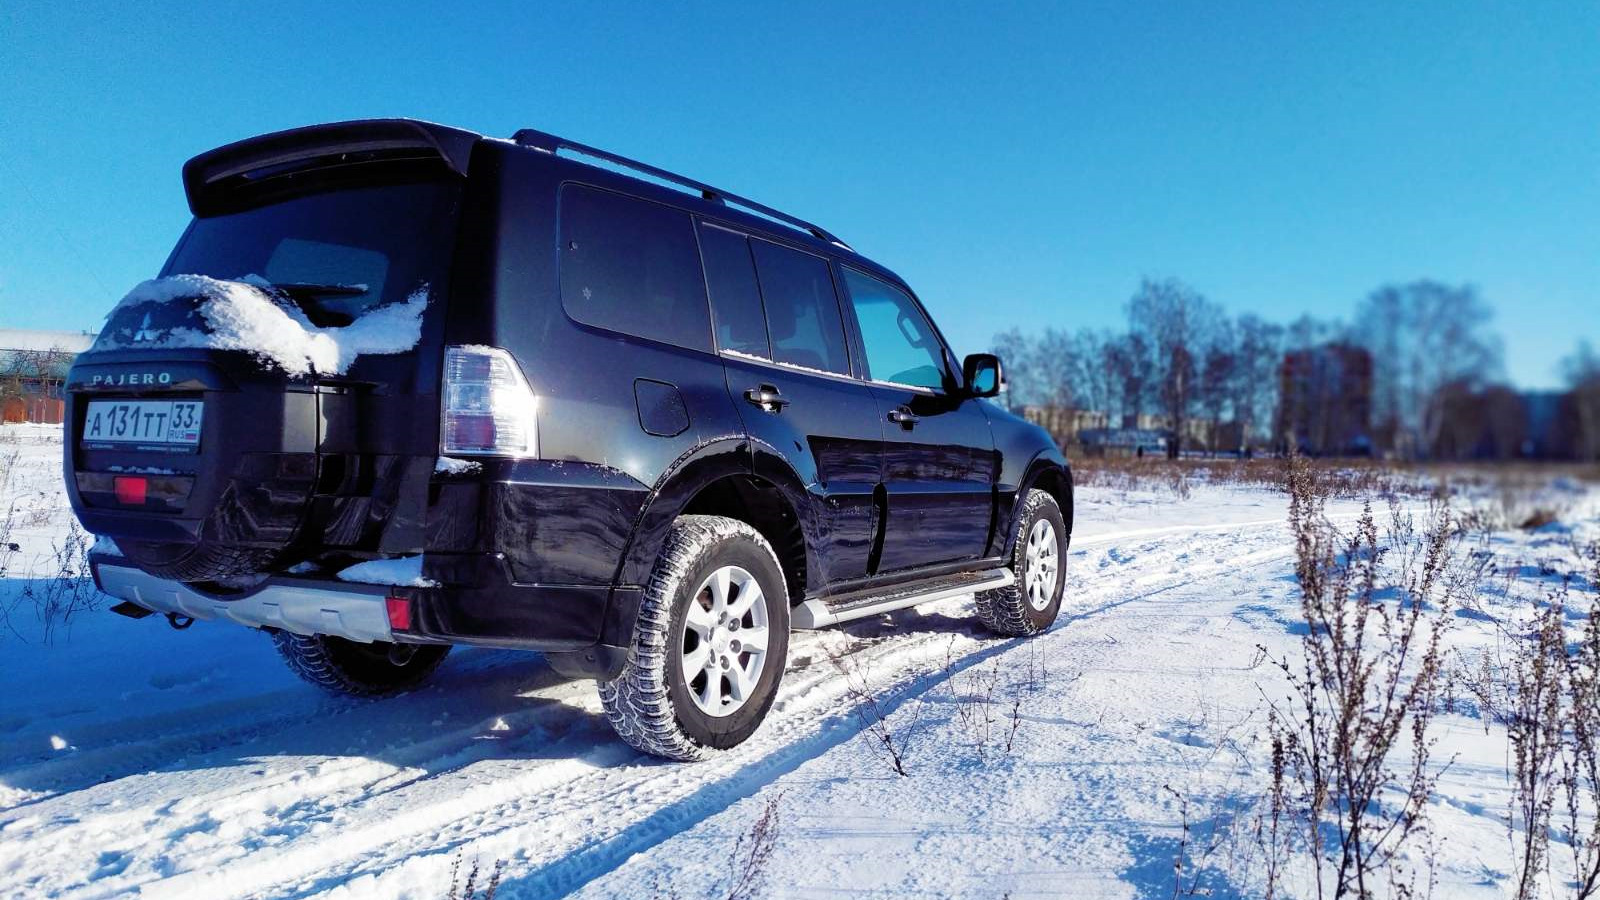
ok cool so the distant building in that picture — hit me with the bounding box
[1276,342,1373,456]
[1128,413,1221,453]
[1079,428,1168,458]
[0,328,95,424]
[1432,387,1594,461]
[1022,406,1110,447]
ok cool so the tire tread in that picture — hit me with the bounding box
[599,515,785,761]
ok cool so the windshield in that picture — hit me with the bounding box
[163,180,462,321]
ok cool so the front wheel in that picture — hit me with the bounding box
[600,515,790,761]
[975,488,1068,637]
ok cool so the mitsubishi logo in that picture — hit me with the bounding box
[132,312,157,343]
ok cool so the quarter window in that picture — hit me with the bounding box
[749,239,850,376]
[559,184,711,351]
[698,223,770,358]
[840,267,949,390]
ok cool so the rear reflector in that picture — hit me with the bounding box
[113,476,147,505]
[385,596,412,631]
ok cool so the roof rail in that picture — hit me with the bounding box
[512,127,850,250]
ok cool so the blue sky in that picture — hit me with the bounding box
[3,1,1596,388]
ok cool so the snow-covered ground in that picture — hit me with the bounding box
[2,423,1597,899]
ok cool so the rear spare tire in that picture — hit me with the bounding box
[119,539,284,583]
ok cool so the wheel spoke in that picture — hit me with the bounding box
[708,567,732,617]
[726,660,755,702]
[737,625,769,653]
[697,668,725,710]
[685,600,716,635]
[725,575,763,620]
[682,642,712,677]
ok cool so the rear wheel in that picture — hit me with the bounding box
[600,515,790,760]
[975,488,1067,636]
[271,631,449,697]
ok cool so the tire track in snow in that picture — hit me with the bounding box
[96,520,1303,900]
[4,512,1322,900]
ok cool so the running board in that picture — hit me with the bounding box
[792,568,1014,629]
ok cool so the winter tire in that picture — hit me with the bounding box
[975,488,1067,637]
[600,515,791,761]
[271,631,449,697]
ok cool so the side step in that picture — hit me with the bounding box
[792,568,1014,630]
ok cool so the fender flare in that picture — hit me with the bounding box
[1004,453,1074,558]
[610,436,814,591]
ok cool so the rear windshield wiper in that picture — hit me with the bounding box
[263,282,371,327]
[268,282,370,298]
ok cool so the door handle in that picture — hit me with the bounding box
[744,384,789,412]
[888,407,920,429]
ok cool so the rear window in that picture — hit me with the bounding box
[749,239,850,376]
[559,185,711,352]
[163,180,460,324]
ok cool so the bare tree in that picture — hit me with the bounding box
[1127,278,1220,457]
[1066,328,1116,417]
[1563,341,1600,462]
[1105,330,1155,427]
[1034,327,1078,409]
[991,328,1042,411]
[1233,315,1284,452]
[1353,281,1503,458]
[1200,318,1239,454]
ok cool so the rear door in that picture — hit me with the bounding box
[697,223,883,589]
[837,265,996,571]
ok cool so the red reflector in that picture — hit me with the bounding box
[113,476,147,505]
[385,596,412,631]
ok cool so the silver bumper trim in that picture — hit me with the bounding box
[96,562,396,644]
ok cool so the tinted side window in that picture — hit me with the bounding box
[840,267,949,390]
[749,240,850,376]
[698,223,770,358]
[559,184,711,351]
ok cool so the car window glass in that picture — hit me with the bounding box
[698,224,770,358]
[559,184,711,351]
[841,267,948,390]
[749,239,850,375]
[263,238,389,317]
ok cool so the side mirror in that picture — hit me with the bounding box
[962,353,1002,398]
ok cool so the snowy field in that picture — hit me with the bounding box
[2,423,1599,900]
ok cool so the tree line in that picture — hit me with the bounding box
[991,278,1599,461]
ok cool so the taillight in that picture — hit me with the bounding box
[441,345,539,456]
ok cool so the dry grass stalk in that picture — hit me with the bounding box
[1262,452,1464,899]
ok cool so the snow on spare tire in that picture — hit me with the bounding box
[97,274,431,376]
[102,274,433,583]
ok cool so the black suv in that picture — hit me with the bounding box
[66,119,1072,759]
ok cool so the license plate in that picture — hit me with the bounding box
[82,400,204,450]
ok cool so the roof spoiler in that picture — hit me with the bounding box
[182,119,480,216]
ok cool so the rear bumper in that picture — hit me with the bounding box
[90,552,637,678]
[94,559,395,643]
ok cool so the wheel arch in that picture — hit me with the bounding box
[1007,456,1073,557]
[613,438,813,601]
